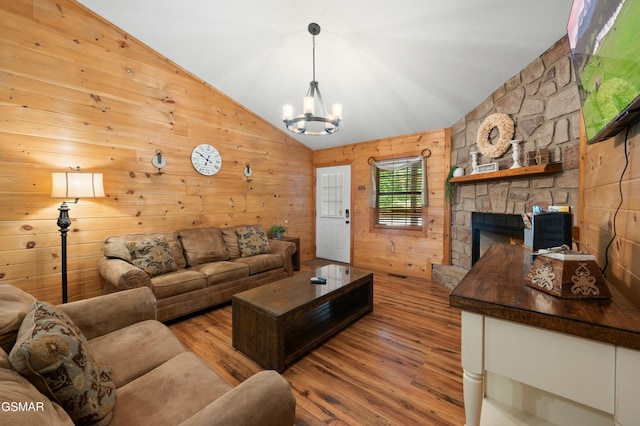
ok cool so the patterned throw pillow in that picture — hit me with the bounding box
[9,301,116,426]
[126,237,177,277]
[236,225,271,257]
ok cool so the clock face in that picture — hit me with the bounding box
[191,144,222,176]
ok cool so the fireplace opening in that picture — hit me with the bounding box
[472,212,524,265]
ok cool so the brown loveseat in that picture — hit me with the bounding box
[0,283,296,425]
[97,225,296,321]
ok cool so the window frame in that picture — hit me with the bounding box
[369,154,429,237]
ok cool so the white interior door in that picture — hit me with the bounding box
[316,165,351,263]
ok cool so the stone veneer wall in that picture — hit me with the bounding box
[447,36,581,274]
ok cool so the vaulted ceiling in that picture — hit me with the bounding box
[78,0,574,150]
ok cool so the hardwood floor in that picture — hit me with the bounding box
[169,261,465,425]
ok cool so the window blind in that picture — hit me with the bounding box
[370,156,425,227]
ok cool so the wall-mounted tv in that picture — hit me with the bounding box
[567,0,640,144]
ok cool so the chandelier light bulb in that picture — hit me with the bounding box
[332,103,343,120]
[303,96,314,115]
[282,104,293,121]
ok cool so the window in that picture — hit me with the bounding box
[320,173,343,217]
[370,156,426,231]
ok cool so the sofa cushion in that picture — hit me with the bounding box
[88,320,186,388]
[110,352,232,426]
[103,240,132,263]
[179,227,229,266]
[0,348,74,425]
[104,232,186,269]
[189,261,249,285]
[9,301,116,426]
[221,226,243,258]
[0,283,36,354]
[150,270,208,299]
[236,225,271,257]
[232,253,284,275]
[126,238,178,277]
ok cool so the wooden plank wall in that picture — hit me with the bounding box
[580,121,640,307]
[313,129,451,280]
[0,0,313,303]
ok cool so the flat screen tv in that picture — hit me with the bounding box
[567,0,640,144]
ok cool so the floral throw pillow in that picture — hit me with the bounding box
[126,237,177,277]
[236,225,271,257]
[9,301,116,426]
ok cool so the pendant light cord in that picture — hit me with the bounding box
[312,35,317,82]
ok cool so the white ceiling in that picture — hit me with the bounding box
[78,0,574,151]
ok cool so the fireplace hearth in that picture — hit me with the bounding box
[472,212,524,265]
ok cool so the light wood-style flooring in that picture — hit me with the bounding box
[169,261,465,425]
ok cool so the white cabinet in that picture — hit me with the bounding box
[461,312,639,425]
[450,244,640,426]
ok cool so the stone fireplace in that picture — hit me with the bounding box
[431,36,581,289]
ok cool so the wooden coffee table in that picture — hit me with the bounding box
[232,264,373,372]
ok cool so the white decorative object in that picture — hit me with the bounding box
[476,163,498,173]
[470,151,480,174]
[453,167,465,177]
[191,144,222,176]
[510,139,522,169]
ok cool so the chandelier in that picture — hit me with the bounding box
[282,23,342,135]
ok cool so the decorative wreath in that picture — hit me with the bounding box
[476,113,515,159]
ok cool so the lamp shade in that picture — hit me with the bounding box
[51,172,105,199]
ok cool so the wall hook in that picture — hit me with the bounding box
[151,149,166,174]
[243,163,252,181]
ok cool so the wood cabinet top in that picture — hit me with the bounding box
[449,243,640,350]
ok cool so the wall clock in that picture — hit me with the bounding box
[191,144,222,176]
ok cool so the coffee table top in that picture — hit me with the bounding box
[233,264,373,316]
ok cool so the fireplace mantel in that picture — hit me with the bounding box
[449,162,562,184]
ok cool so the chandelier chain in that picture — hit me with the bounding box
[312,35,316,83]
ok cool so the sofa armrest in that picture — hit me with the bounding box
[269,240,296,276]
[97,256,152,291]
[179,370,295,426]
[56,287,157,340]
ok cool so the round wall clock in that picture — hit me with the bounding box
[191,144,222,176]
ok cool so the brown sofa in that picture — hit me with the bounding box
[0,283,296,425]
[97,225,296,321]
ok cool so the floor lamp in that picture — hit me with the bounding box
[51,170,105,303]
